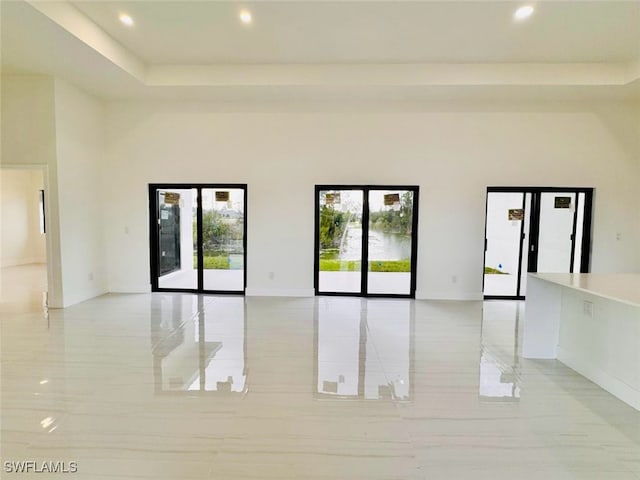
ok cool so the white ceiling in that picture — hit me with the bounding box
[1,0,640,101]
[71,1,640,64]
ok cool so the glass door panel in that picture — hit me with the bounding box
[317,189,364,294]
[366,190,414,295]
[483,192,525,297]
[156,188,198,290]
[201,188,245,292]
[536,192,576,273]
[518,193,533,295]
[572,193,585,273]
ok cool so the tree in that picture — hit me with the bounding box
[319,205,347,249]
[369,192,413,234]
[196,210,243,255]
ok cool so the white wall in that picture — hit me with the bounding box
[53,78,107,307]
[1,75,57,167]
[1,75,109,307]
[104,99,640,299]
[0,169,46,267]
[1,75,63,306]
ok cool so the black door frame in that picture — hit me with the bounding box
[482,186,593,300]
[149,183,248,295]
[314,185,419,299]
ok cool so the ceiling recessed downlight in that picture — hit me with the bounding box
[239,9,252,24]
[514,5,534,21]
[119,13,134,26]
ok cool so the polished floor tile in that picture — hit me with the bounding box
[2,265,640,479]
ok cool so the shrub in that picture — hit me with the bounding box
[194,255,230,269]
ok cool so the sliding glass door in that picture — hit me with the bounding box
[483,192,526,297]
[200,188,246,292]
[316,188,364,294]
[156,188,198,290]
[315,185,419,298]
[150,184,247,294]
[366,190,416,295]
[483,187,593,299]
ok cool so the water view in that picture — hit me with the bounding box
[320,225,411,261]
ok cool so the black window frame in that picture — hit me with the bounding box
[482,186,594,300]
[149,183,248,295]
[314,184,420,299]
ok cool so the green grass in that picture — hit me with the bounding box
[369,260,411,272]
[196,256,410,272]
[484,266,509,274]
[319,259,361,271]
[319,259,411,272]
[195,255,230,269]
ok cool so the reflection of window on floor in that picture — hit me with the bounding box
[479,302,521,401]
[152,296,246,394]
[479,349,520,401]
[316,299,412,401]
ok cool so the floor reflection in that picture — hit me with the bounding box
[151,295,247,395]
[479,301,522,402]
[314,298,413,401]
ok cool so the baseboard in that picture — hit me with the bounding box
[62,287,109,308]
[415,290,483,301]
[1,257,45,268]
[109,283,152,294]
[246,288,315,297]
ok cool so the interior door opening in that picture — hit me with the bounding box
[149,184,247,294]
[314,185,419,298]
[482,187,593,299]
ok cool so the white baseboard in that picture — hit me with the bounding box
[246,288,315,297]
[415,290,483,301]
[109,284,152,294]
[1,257,46,268]
[62,287,109,308]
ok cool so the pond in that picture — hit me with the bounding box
[320,225,411,261]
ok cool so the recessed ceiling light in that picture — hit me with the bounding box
[514,5,534,21]
[119,13,134,26]
[239,9,252,24]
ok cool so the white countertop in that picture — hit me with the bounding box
[528,273,640,307]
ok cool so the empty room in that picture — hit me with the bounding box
[1,1,639,479]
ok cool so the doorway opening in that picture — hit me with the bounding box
[314,185,419,298]
[482,187,593,299]
[0,167,49,308]
[149,184,247,294]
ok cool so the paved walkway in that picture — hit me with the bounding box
[319,271,411,295]
[159,268,244,291]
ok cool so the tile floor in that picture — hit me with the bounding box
[1,265,640,479]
